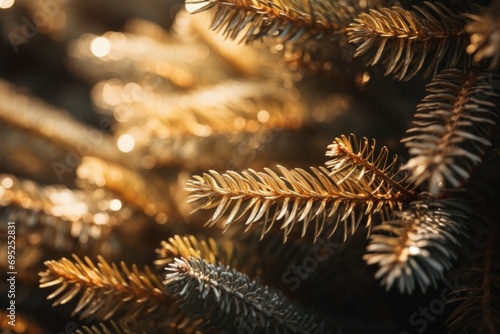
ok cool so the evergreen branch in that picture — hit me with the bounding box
[77,157,186,224]
[0,174,125,254]
[75,320,161,334]
[465,3,500,68]
[364,199,469,294]
[0,80,126,165]
[164,257,328,333]
[401,67,500,194]
[325,134,413,201]
[75,319,194,334]
[155,234,258,277]
[0,125,70,184]
[185,158,408,242]
[123,130,273,170]
[69,32,216,89]
[185,135,414,241]
[347,2,472,80]
[0,174,123,229]
[155,234,226,269]
[446,224,500,334]
[95,79,304,137]
[185,0,360,44]
[39,254,183,323]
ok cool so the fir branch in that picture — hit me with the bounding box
[95,79,304,137]
[364,199,469,294]
[77,157,186,224]
[325,134,412,201]
[446,224,500,334]
[164,257,327,333]
[347,2,472,80]
[401,67,500,194]
[465,3,500,68]
[186,166,405,242]
[75,319,191,334]
[75,320,161,334]
[39,254,183,323]
[0,174,125,255]
[186,134,413,241]
[154,234,257,277]
[0,125,70,184]
[185,0,359,44]
[0,80,126,165]
[69,32,216,89]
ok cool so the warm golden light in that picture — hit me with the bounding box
[1,177,13,189]
[117,134,135,152]
[109,199,122,211]
[93,213,109,225]
[257,110,270,123]
[408,246,421,256]
[0,0,14,9]
[90,37,111,58]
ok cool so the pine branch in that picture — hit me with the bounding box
[447,223,500,334]
[155,234,261,278]
[94,79,304,137]
[164,256,328,333]
[0,174,126,255]
[0,125,71,184]
[347,2,472,80]
[75,319,189,334]
[325,134,412,200]
[364,199,469,294]
[0,80,127,165]
[401,67,500,195]
[39,254,184,324]
[185,0,359,44]
[465,3,500,68]
[69,31,223,89]
[77,156,186,224]
[186,134,413,242]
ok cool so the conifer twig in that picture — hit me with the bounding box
[402,67,500,194]
[39,255,184,323]
[364,199,469,294]
[186,135,413,242]
[347,2,472,80]
[164,257,327,333]
[185,0,357,43]
[465,3,500,68]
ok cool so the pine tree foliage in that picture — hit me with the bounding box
[76,156,185,223]
[447,224,500,334]
[347,2,473,80]
[92,79,305,137]
[0,173,126,255]
[164,257,328,333]
[185,0,357,43]
[0,80,125,165]
[364,199,469,294]
[74,319,197,334]
[465,2,500,68]
[1,0,498,332]
[402,67,500,194]
[154,234,261,279]
[183,0,385,71]
[186,135,412,242]
[39,254,185,324]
